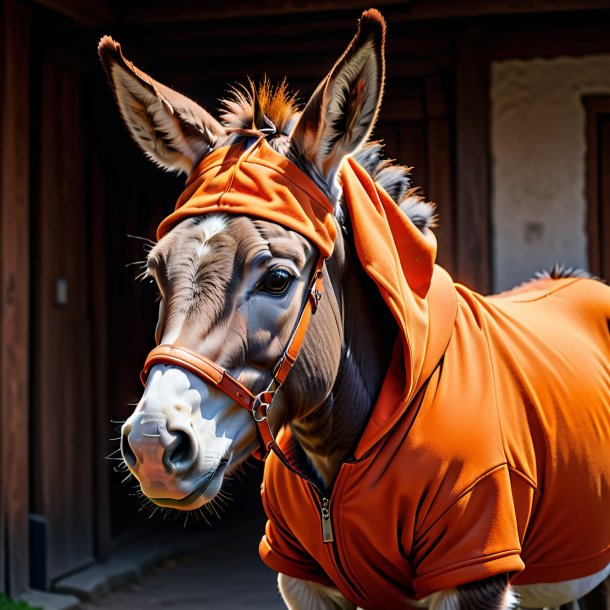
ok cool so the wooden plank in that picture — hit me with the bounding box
[0,0,30,596]
[30,0,113,26]
[379,97,425,122]
[90,150,112,560]
[455,30,491,293]
[135,54,439,89]
[425,75,454,275]
[492,26,610,60]
[374,119,427,203]
[119,0,609,24]
[601,116,610,281]
[585,97,603,279]
[585,96,610,281]
[122,0,408,24]
[402,0,610,21]
[32,58,95,580]
[398,122,427,196]
[127,29,447,63]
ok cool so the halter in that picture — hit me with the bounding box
[140,255,325,468]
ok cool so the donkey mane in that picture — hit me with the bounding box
[220,80,436,231]
[221,78,300,144]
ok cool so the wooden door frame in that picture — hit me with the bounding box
[0,0,30,596]
[455,30,491,294]
[584,95,610,279]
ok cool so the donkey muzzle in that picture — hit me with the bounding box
[121,414,199,479]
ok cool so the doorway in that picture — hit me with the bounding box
[585,96,610,280]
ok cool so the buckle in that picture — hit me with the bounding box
[310,288,322,311]
[309,269,323,313]
[251,391,274,422]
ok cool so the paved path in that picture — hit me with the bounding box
[85,475,285,610]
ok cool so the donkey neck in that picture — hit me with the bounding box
[290,230,397,488]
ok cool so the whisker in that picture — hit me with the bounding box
[136,270,150,282]
[125,260,147,268]
[199,507,212,525]
[127,234,157,246]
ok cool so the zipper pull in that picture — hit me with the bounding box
[320,497,334,543]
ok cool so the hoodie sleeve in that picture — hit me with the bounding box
[410,464,526,599]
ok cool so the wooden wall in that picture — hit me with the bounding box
[585,96,610,280]
[31,57,96,584]
[0,0,30,595]
[456,31,491,292]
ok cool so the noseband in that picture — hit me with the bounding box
[140,255,325,469]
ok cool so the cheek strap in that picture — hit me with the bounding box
[140,255,325,467]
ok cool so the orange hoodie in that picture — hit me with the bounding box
[162,140,610,608]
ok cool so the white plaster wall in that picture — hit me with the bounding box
[491,55,610,292]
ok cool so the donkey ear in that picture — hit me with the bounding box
[289,9,385,186]
[98,36,225,175]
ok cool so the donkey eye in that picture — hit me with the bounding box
[259,267,294,295]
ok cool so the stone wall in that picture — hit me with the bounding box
[491,55,610,291]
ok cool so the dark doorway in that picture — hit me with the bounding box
[585,96,610,281]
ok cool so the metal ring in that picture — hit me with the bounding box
[252,401,268,423]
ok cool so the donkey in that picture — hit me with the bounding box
[99,9,610,610]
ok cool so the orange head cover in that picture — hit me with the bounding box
[157,138,337,258]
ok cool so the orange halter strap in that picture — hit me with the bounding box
[140,256,325,465]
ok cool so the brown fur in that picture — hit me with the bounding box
[147,209,396,486]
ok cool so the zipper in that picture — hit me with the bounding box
[320,496,334,542]
[307,483,334,543]
[308,481,365,601]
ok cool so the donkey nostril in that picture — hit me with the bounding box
[169,431,190,463]
[121,428,137,470]
[164,429,196,473]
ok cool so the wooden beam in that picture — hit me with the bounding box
[0,0,30,596]
[584,96,610,280]
[31,0,114,26]
[402,0,610,21]
[119,0,609,25]
[121,0,409,24]
[425,75,454,276]
[90,149,112,560]
[33,58,95,581]
[455,30,491,293]
[492,25,610,60]
[379,96,425,122]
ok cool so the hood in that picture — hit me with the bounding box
[157,138,457,457]
[340,158,456,457]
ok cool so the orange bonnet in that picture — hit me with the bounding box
[157,138,337,258]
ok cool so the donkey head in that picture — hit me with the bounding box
[100,10,386,510]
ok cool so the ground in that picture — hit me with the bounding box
[85,468,284,610]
